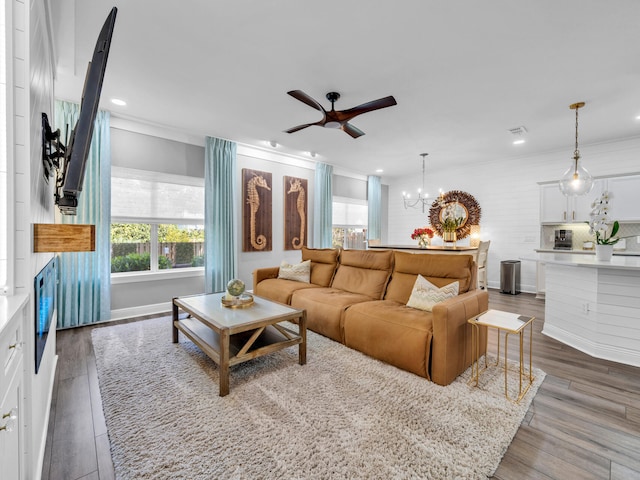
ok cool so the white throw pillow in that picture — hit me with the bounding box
[406,274,459,312]
[278,259,311,283]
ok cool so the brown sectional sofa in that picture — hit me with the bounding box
[253,247,488,386]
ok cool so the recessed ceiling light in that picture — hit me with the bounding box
[513,139,526,145]
[375,169,384,173]
[111,98,126,106]
[636,115,640,120]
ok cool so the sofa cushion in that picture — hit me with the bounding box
[385,252,474,304]
[278,259,311,283]
[291,287,372,343]
[343,300,433,378]
[254,278,319,305]
[406,275,459,312]
[302,247,340,287]
[331,249,394,300]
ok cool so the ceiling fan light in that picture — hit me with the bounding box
[325,121,341,129]
[559,161,594,196]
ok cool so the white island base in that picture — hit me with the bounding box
[540,253,640,367]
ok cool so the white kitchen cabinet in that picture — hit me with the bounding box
[606,175,640,222]
[540,184,569,223]
[0,297,27,480]
[0,370,23,480]
[540,180,604,224]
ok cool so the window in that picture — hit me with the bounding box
[111,167,204,274]
[111,223,204,273]
[332,196,368,250]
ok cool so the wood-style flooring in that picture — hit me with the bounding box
[41,291,640,480]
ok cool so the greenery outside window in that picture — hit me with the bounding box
[111,223,204,273]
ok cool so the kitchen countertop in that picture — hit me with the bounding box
[369,244,477,251]
[0,294,29,334]
[522,252,640,270]
[535,248,640,256]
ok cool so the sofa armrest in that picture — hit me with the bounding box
[430,289,489,386]
[252,266,280,291]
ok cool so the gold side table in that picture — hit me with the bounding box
[468,309,535,403]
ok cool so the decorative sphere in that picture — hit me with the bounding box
[226,279,245,297]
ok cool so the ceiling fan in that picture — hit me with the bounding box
[284,90,397,138]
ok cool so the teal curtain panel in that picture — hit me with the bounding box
[367,175,381,242]
[204,136,237,293]
[55,100,111,327]
[313,162,333,248]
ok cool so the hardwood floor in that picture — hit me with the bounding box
[41,291,640,480]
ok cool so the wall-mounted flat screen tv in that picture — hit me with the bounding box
[57,7,117,215]
[34,257,56,374]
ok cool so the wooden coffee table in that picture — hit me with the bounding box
[172,292,306,396]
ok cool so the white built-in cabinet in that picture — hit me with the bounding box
[540,179,605,224]
[0,298,27,480]
[540,175,640,224]
[606,175,640,222]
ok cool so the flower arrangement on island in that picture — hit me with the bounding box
[411,227,434,248]
[588,191,634,261]
[588,191,629,245]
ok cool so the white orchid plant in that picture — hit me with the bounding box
[588,191,629,245]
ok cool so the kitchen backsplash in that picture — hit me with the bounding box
[540,223,640,253]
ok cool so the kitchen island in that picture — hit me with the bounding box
[525,252,640,367]
[368,244,478,262]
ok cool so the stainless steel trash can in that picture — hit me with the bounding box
[500,260,521,295]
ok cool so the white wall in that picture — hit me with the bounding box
[106,122,319,314]
[386,137,640,293]
[107,117,640,304]
[28,0,59,476]
[236,149,315,286]
[1,0,60,477]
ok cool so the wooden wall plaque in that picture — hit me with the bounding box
[242,169,272,252]
[284,176,307,250]
[33,224,96,252]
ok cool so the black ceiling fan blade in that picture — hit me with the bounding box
[341,123,365,138]
[341,95,397,120]
[284,123,315,134]
[287,90,325,112]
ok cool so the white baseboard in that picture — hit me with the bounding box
[543,324,640,368]
[487,281,535,294]
[109,302,173,321]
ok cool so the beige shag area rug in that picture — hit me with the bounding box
[92,317,545,480]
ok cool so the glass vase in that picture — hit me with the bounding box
[417,235,430,248]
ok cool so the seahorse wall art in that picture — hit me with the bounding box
[242,169,272,252]
[284,176,308,250]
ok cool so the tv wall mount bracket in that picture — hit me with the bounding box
[41,112,68,207]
